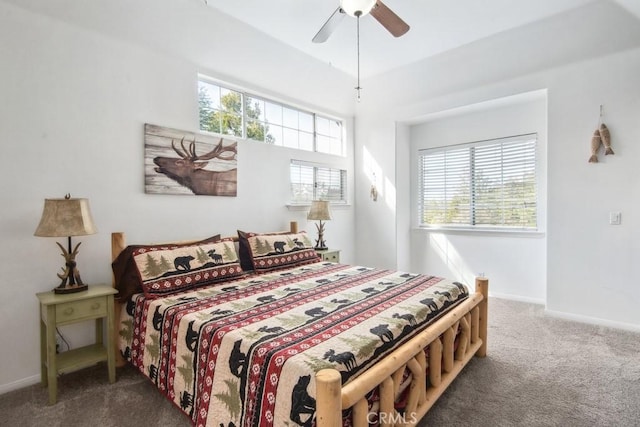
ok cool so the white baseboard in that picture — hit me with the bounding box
[544,309,640,333]
[489,291,545,305]
[0,374,40,396]
[492,293,640,332]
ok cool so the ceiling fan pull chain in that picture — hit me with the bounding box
[356,14,362,102]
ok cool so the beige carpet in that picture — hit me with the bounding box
[1,298,639,426]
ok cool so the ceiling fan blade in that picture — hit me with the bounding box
[312,7,346,43]
[370,0,410,37]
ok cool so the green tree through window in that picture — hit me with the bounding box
[198,77,342,154]
[199,83,274,142]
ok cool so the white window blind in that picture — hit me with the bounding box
[419,134,537,230]
[290,160,346,203]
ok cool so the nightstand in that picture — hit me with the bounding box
[36,284,117,404]
[316,248,340,263]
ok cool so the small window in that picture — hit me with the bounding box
[419,134,537,230]
[198,81,243,137]
[198,76,344,156]
[316,116,344,156]
[290,160,347,204]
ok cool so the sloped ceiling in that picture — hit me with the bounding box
[207,0,640,78]
[3,0,640,83]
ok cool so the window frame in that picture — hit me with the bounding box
[198,75,345,156]
[418,133,539,232]
[289,160,348,205]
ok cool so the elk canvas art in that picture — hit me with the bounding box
[144,124,238,196]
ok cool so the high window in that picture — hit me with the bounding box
[198,78,344,156]
[290,160,347,204]
[418,134,537,230]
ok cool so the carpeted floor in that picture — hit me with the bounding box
[2,298,639,426]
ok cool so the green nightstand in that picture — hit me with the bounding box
[316,248,340,263]
[36,284,117,404]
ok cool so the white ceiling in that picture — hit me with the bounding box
[206,0,604,78]
[4,0,638,84]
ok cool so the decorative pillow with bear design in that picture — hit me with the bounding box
[112,234,221,301]
[132,238,244,298]
[237,230,320,273]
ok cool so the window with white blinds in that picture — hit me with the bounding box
[290,160,347,204]
[419,134,537,230]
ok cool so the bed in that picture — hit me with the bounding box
[111,222,488,427]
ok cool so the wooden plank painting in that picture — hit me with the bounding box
[144,124,238,196]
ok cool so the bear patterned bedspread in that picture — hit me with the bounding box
[118,261,469,427]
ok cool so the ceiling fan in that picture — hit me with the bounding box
[312,0,410,43]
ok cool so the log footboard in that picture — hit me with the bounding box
[316,277,489,427]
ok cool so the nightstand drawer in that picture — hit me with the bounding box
[316,249,340,263]
[56,297,107,322]
[323,252,339,262]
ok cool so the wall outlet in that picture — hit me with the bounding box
[609,211,621,225]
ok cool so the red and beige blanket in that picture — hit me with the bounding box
[119,261,468,427]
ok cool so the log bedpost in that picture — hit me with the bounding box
[111,232,127,367]
[316,369,342,427]
[475,277,489,357]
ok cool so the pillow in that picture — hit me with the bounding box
[112,234,220,301]
[133,238,244,298]
[237,230,320,273]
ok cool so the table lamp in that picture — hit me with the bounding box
[307,200,332,250]
[34,194,97,294]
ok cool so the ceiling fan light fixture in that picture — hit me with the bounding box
[340,0,376,17]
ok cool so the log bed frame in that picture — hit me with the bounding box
[111,221,488,427]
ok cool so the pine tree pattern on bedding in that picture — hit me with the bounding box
[119,261,469,427]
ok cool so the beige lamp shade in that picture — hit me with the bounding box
[34,197,97,237]
[307,200,332,221]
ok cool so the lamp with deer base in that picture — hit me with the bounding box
[34,194,97,294]
[307,200,332,251]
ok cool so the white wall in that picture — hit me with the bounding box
[544,50,640,329]
[395,123,411,272]
[354,116,398,269]
[408,96,548,303]
[0,0,356,392]
[355,43,640,329]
